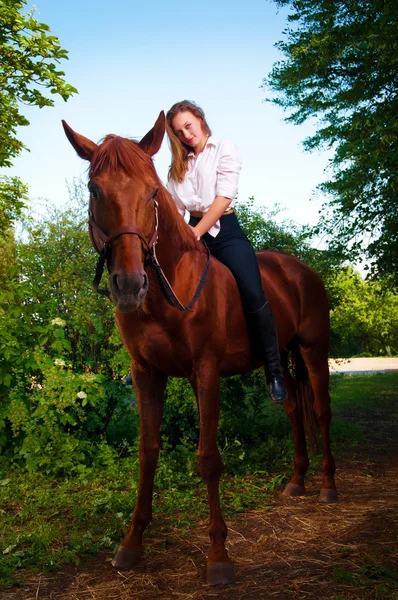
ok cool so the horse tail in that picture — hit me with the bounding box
[290,342,320,454]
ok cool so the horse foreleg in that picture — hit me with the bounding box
[192,367,235,586]
[300,345,338,503]
[112,364,167,570]
[282,366,309,497]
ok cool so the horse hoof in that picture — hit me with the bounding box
[282,483,306,497]
[206,562,235,586]
[319,488,339,503]
[111,546,143,570]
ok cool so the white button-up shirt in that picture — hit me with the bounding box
[167,136,241,237]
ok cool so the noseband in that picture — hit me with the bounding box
[88,198,210,312]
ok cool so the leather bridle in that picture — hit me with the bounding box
[88,195,211,312]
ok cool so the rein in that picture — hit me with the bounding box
[89,199,211,312]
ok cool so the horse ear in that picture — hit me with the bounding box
[62,120,97,161]
[139,111,165,156]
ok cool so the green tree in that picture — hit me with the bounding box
[0,0,77,230]
[237,200,398,356]
[17,184,125,375]
[0,184,177,469]
[328,267,398,356]
[236,199,308,253]
[236,198,342,281]
[264,0,398,282]
[0,186,134,472]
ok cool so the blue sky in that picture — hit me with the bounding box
[9,0,332,227]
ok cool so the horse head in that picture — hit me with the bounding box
[62,112,165,312]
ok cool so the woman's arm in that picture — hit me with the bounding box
[193,196,231,238]
[190,140,241,239]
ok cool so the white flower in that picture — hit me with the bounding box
[54,359,66,367]
[77,391,87,400]
[51,318,66,327]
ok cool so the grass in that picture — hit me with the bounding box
[330,371,398,410]
[0,455,275,586]
[333,564,398,599]
[0,371,397,588]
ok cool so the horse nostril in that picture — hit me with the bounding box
[111,271,147,299]
[112,273,120,295]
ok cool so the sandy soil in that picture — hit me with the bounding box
[329,357,398,374]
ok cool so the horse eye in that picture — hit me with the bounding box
[152,187,159,199]
[89,186,98,199]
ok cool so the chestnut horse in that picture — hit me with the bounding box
[62,112,337,586]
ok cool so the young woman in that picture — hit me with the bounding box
[166,100,287,403]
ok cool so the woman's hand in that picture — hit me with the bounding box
[189,224,201,241]
[195,196,231,235]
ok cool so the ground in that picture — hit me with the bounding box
[329,357,398,374]
[3,388,397,600]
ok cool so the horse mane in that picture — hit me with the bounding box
[156,186,199,252]
[90,135,198,253]
[90,135,154,180]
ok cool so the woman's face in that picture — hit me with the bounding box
[171,111,206,151]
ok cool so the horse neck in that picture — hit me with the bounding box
[154,186,200,268]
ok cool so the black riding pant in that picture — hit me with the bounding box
[189,213,266,313]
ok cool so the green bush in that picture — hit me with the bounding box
[160,370,293,476]
[1,188,396,476]
[328,268,398,357]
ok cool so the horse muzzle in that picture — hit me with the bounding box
[110,269,148,312]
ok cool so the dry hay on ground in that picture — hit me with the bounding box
[5,405,398,600]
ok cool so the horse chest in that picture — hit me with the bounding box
[120,318,196,376]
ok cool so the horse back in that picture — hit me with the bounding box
[117,249,329,378]
[256,250,330,347]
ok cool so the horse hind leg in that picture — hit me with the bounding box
[299,343,338,503]
[281,351,309,497]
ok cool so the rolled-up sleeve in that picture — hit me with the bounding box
[167,179,186,217]
[215,140,241,199]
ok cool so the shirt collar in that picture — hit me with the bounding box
[188,136,218,156]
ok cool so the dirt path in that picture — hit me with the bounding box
[5,402,397,600]
[329,357,398,374]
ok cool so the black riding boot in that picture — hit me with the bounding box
[247,302,287,403]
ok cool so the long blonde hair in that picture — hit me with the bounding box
[166,100,212,183]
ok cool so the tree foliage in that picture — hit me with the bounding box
[0,186,395,474]
[264,0,398,281]
[0,184,134,472]
[0,0,77,230]
[328,267,398,356]
[235,198,342,281]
